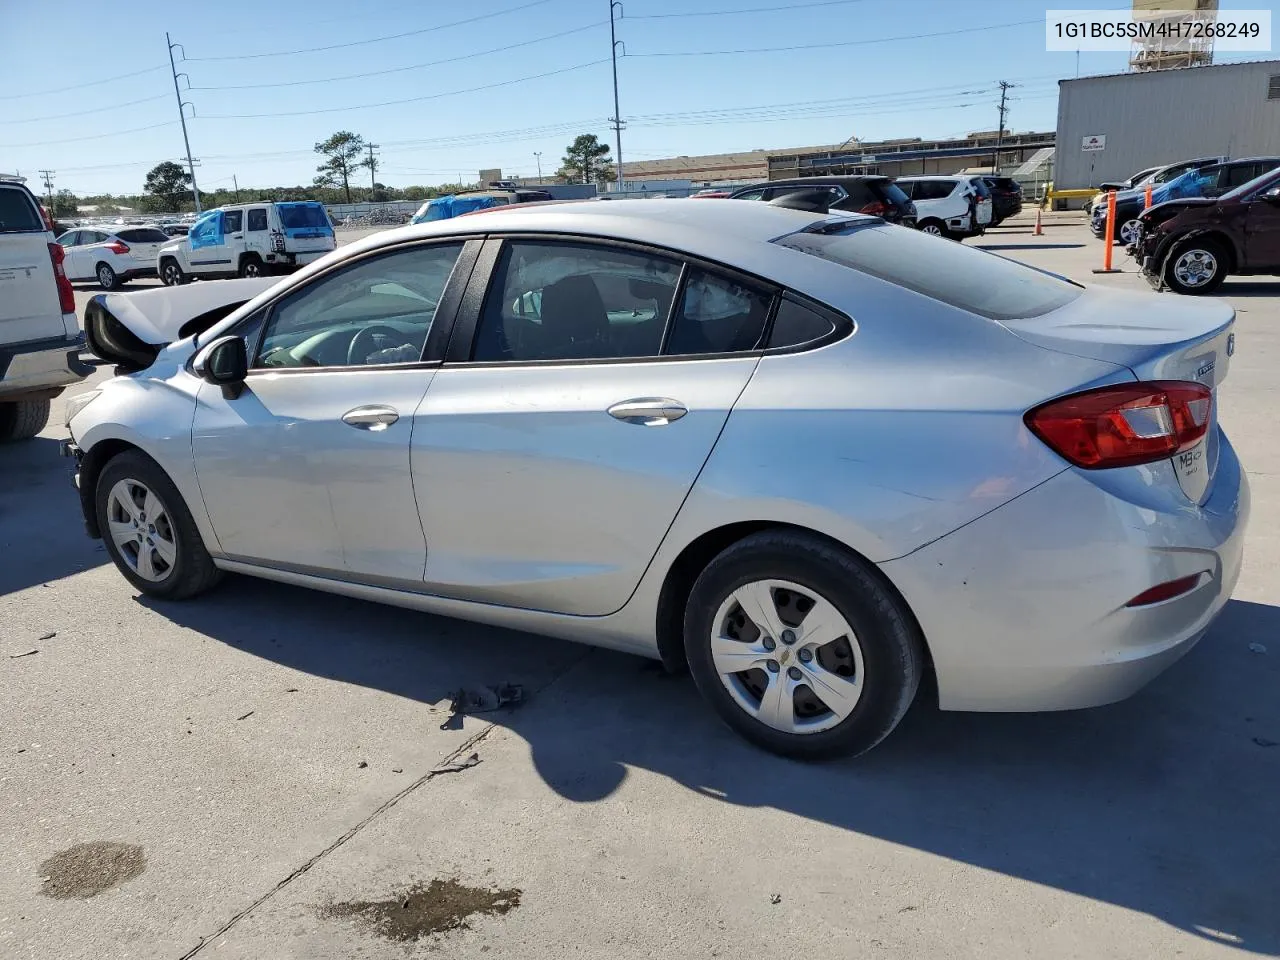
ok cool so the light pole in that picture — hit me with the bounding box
[534,151,543,182]
[166,33,202,214]
[609,0,624,190]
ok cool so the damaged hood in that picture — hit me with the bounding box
[84,277,280,371]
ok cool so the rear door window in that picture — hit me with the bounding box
[664,269,773,355]
[0,187,44,233]
[247,208,269,231]
[775,221,1081,321]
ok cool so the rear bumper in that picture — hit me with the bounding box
[0,333,93,399]
[881,432,1249,712]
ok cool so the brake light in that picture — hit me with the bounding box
[47,243,75,314]
[106,241,130,255]
[1024,380,1212,469]
[859,201,888,216]
[39,204,54,231]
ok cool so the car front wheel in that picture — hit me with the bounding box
[95,450,223,599]
[684,530,924,760]
[1164,239,1227,295]
[160,260,186,286]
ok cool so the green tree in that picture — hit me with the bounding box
[51,189,78,218]
[557,134,614,185]
[313,131,367,203]
[142,161,192,212]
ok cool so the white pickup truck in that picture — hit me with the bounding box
[157,201,337,285]
[0,175,92,441]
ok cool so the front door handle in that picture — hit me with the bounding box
[607,397,688,426]
[341,405,399,431]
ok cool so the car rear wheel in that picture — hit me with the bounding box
[160,259,186,286]
[683,530,924,760]
[96,262,119,290]
[918,219,946,238]
[1164,239,1227,295]
[239,255,264,278]
[95,451,223,599]
[0,399,51,442]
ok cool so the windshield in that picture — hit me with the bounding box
[775,222,1081,321]
[0,186,44,233]
[276,203,330,230]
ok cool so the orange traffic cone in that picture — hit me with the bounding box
[1033,206,1043,236]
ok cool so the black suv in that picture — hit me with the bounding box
[977,176,1022,225]
[728,176,916,227]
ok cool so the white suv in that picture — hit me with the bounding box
[157,201,336,285]
[55,225,171,289]
[895,176,988,240]
[0,176,91,441]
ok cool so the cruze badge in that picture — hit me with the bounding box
[1227,333,1236,357]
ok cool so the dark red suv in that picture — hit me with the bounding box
[1134,166,1280,294]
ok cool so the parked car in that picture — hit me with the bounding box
[1085,165,1162,215]
[1096,158,1280,246]
[1091,157,1229,243]
[0,174,91,441]
[1133,164,1280,294]
[978,175,1023,226]
[160,222,190,237]
[66,199,1245,759]
[727,177,916,227]
[411,189,554,224]
[157,201,336,285]
[894,176,986,239]
[55,225,170,289]
[691,188,733,198]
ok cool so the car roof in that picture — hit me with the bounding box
[894,175,961,181]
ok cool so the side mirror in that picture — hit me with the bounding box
[193,335,248,399]
[1261,186,1280,203]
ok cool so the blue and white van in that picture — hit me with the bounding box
[157,201,336,285]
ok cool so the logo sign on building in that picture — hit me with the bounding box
[1082,135,1106,152]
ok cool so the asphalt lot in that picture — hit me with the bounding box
[3,214,1278,959]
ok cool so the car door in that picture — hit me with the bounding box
[75,230,110,280]
[245,206,270,262]
[55,230,85,279]
[187,210,231,274]
[191,239,477,580]
[1243,187,1280,268]
[411,237,775,616]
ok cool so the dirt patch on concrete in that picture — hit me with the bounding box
[39,841,146,899]
[321,878,521,941]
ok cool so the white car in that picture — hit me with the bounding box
[895,176,987,240]
[157,201,336,285]
[55,225,170,289]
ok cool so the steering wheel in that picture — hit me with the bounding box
[347,324,414,366]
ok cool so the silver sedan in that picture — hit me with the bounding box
[66,199,1247,759]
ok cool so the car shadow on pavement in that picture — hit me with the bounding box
[974,243,1086,251]
[1217,281,1280,298]
[0,436,109,594]
[140,577,1279,955]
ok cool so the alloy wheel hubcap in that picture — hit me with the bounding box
[99,267,112,284]
[1174,249,1217,287]
[710,579,865,735]
[1120,220,1140,244]
[923,225,942,235]
[245,263,260,276]
[106,479,178,582]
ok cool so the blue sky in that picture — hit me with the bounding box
[1,0,1273,195]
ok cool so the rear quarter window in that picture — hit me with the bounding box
[0,186,44,233]
[776,222,1081,322]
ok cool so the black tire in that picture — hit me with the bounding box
[683,530,924,760]
[95,450,223,599]
[160,259,186,287]
[989,216,1004,228]
[0,399,51,442]
[238,255,264,278]
[1162,238,1227,296]
[96,262,119,290]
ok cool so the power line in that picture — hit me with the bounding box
[181,0,555,61]
[188,22,607,90]
[0,65,167,101]
[6,121,177,149]
[631,18,1043,56]
[200,59,610,119]
[1,94,171,126]
[626,0,867,18]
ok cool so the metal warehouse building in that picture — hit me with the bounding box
[1056,59,1280,189]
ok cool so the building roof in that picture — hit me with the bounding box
[1060,57,1280,84]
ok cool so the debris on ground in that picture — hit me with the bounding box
[1248,642,1267,654]
[431,752,481,776]
[236,710,254,721]
[770,893,782,904]
[285,688,299,693]
[9,649,39,659]
[37,631,56,641]
[1253,737,1278,748]
[357,760,369,768]
[392,768,403,774]
[39,841,146,900]
[439,684,525,730]
[320,878,521,942]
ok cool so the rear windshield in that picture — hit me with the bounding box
[0,186,44,233]
[776,222,1082,321]
[117,228,170,243]
[879,182,910,206]
[275,203,331,230]
[969,179,991,197]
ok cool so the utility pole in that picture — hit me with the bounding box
[366,143,379,194]
[38,169,55,212]
[232,174,240,202]
[166,33,202,213]
[534,151,543,182]
[609,0,624,191]
[993,80,1014,173]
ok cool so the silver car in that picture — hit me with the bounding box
[65,200,1247,759]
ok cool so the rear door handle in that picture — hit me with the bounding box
[341,405,399,431]
[607,398,688,426]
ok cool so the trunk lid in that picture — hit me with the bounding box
[0,184,66,343]
[1001,286,1234,503]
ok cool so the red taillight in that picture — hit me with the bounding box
[859,201,888,216]
[1025,380,1212,469]
[105,240,130,255]
[39,205,54,231]
[47,243,75,314]
[1126,573,1205,607]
